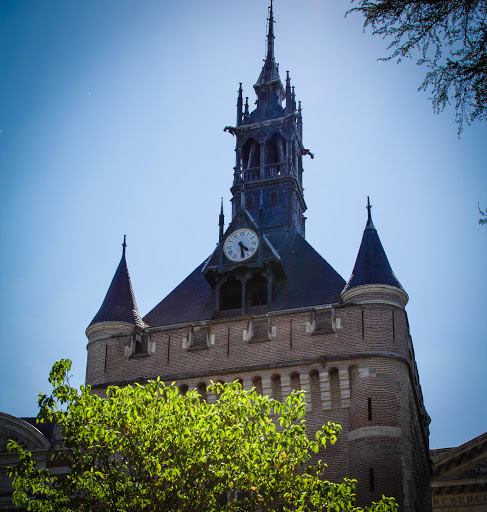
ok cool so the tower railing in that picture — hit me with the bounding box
[235,161,297,183]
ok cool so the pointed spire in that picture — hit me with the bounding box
[253,1,284,107]
[88,237,145,329]
[244,97,249,116]
[286,71,292,114]
[219,198,225,241]
[237,83,243,126]
[342,199,405,296]
[122,234,127,257]
[266,0,275,62]
[366,196,374,228]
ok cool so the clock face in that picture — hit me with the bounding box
[224,229,259,262]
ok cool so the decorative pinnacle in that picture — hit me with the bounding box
[219,198,224,240]
[366,196,373,226]
[266,0,275,61]
[122,235,127,257]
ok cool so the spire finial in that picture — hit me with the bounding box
[266,0,275,61]
[122,235,127,257]
[219,198,225,241]
[366,196,373,225]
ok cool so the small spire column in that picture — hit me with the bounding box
[218,199,225,273]
[237,83,243,126]
[285,71,292,114]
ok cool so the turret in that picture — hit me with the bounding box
[340,198,408,307]
[85,236,146,386]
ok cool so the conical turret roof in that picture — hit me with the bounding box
[88,237,145,329]
[342,199,404,294]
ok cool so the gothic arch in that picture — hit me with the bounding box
[241,137,260,169]
[265,132,286,167]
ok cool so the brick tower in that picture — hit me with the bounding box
[85,3,431,509]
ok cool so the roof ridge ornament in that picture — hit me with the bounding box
[366,196,374,229]
[122,234,127,257]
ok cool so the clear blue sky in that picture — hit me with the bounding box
[1,0,485,450]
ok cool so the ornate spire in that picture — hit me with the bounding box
[253,1,284,104]
[266,0,275,62]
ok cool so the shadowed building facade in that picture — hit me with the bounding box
[85,4,431,509]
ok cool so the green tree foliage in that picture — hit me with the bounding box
[349,0,487,134]
[8,360,397,512]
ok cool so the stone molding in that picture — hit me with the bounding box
[340,284,409,306]
[85,321,138,340]
[348,425,402,441]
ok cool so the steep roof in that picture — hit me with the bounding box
[342,201,404,294]
[88,238,145,329]
[143,229,345,327]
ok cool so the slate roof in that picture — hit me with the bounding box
[22,418,57,443]
[88,244,145,329]
[342,213,404,294]
[143,229,345,327]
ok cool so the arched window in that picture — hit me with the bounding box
[309,370,320,411]
[252,376,263,395]
[329,369,340,409]
[290,372,301,392]
[179,384,189,396]
[241,138,260,169]
[272,374,283,402]
[245,273,267,308]
[265,132,286,174]
[220,276,242,311]
[197,382,207,402]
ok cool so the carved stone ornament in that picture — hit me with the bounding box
[0,428,34,452]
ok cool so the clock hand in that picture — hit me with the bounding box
[238,241,249,259]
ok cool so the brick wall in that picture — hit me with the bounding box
[85,300,430,511]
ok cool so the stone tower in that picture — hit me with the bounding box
[85,4,431,510]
